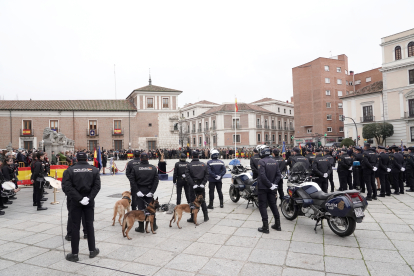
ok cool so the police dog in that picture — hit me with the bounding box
[169,194,204,229]
[122,197,160,240]
[112,191,132,226]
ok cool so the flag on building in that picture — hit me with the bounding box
[235,98,238,112]
[282,141,286,159]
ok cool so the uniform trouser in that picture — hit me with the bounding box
[69,200,95,254]
[328,172,334,191]
[176,179,190,205]
[339,170,353,190]
[391,172,404,193]
[188,186,207,213]
[406,170,414,190]
[137,196,153,210]
[34,181,43,206]
[315,177,328,193]
[131,188,138,210]
[379,171,391,196]
[258,189,279,222]
[67,198,86,236]
[208,181,223,202]
[363,171,377,198]
[353,167,360,188]
[277,178,284,198]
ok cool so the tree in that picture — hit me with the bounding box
[340,138,355,147]
[362,122,394,146]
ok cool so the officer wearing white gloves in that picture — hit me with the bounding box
[207,149,226,209]
[312,149,332,193]
[131,152,159,233]
[173,153,190,205]
[62,152,101,262]
[185,151,209,222]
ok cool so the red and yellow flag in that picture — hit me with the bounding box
[93,148,99,168]
[17,165,68,185]
[235,98,238,112]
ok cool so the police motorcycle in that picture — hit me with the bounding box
[228,159,260,208]
[280,163,368,237]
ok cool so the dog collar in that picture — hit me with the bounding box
[122,196,131,204]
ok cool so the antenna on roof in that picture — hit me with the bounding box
[330,51,332,57]
[114,64,117,99]
[149,68,152,85]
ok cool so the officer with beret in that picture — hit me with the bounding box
[323,149,336,192]
[207,149,226,209]
[389,145,405,194]
[312,149,332,192]
[132,152,159,232]
[286,147,310,170]
[63,152,101,262]
[126,150,141,210]
[271,149,286,199]
[337,149,353,191]
[250,148,261,179]
[406,147,414,192]
[378,146,391,197]
[361,143,378,200]
[173,153,190,205]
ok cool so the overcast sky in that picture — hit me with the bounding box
[1,0,413,106]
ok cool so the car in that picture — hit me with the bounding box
[325,142,341,147]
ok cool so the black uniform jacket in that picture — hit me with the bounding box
[173,160,189,183]
[312,155,332,177]
[31,161,47,181]
[185,158,208,186]
[250,154,261,176]
[362,150,378,171]
[337,154,352,172]
[62,161,101,202]
[379,152,390,173]
[126,158,140,184]
[131,161,158,194]
[258,156,281,190]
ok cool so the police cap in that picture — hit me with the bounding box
[292,147,300,153]
[77,152,87,160]
[408,147,414,151]
[389,145,398,150]
[273,149,280,155]
[192,150,199,158]
[370,147,377,150]
[354,146,362,151]
[133,150,140,157]
[364,143,370,147]
[315,149,321,152]
[140,152,148,160]
[378,146,385,149]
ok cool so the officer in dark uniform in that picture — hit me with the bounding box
[312,149,332,193]
[256,145,281,233]
[62,152,101,262]
[126,150,141,210]
[250,148,261,179]
[323,149,336,192]
[405,147,414,192]
[185,151,209,223]
[378,146,391,197]
[361,143,378,200]
[0,159,7,215]
[2,158,19,200]
[337,149,353,191]
[286,147,310,170]
[31,152,48,210]
[173,153,190,205]
[352,147,364,191]
[132,152,159,232]
[271,149,286,199]
[305,148,316,166]
[207,149,226,209]
[390,145,405,194]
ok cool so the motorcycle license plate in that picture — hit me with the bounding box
[355,208,364,217]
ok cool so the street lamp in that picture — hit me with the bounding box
[340,115,359,146]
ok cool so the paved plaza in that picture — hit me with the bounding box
[1,159,414,276]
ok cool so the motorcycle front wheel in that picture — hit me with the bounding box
[281,198,299,220]
[229,186,240,202]
[327,216,356,237]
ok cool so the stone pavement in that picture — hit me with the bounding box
[1,158,414,276]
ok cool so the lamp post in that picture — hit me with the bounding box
[341,115,358,146]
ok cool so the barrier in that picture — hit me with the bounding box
[19,162,25,168]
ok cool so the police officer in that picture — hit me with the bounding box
[390,145,405,195]
[0,159,7,215]
[405,147,414,193]
[126,150,141,210]
[378,146,391,197]
[271,149,286,199]
[186,151,209,223]
[250,148,261,179]
[312,149,332,193]
[352,147,364,191]
[256,145,281,233]
[361,143,378,200]
[323,149,336,192]
[173,153,190,205]
[305,148,316,166]
[207,149,226,209]
[286,147,310,170]
[62,152,101,262]
[132,152,159,232]
[31,152,48,211]
[337,149,353,191]
[2,158,19,200]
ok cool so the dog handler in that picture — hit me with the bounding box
[132,152,159,233]
[207,149,226,209]
[126,150,141,210]
[173,153,190,205]
[63,152,101,262]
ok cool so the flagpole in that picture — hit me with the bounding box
[235,97,237,159]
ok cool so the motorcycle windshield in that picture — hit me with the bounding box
[291,162,308,174]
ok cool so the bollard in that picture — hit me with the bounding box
[50,169,60,205]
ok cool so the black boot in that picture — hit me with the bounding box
[271,217,282,231]
[220,199,223,208]
[89,248,100,258]
[207,200,214,209]
[258,220,269,234]
[187,213,194,223]
[66,253,79,262]
[65,235,71,241]
[204,211,209,222]
[37,206,48,211]
[135,221,144,233]
[153,217,158,231]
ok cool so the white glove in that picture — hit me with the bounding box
[401,167,406,172]
[387,168,391,173]
[270,184,278,190]
[137,191,144,197]
[146,192,153,197]
[215,176,221,180]
[182,174,185,178]
[193,185,198,189]
[323,173,328,178]
[332,167,336,170]
[200,185,205,188]
[349,167,353,171]
[80,197,89,205]
[373,167,378,172]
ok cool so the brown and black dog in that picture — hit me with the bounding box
[112,191,132,226]
[169,194,204,229]
[122,197,160,240]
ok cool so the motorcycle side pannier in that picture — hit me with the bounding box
[325,196,352,217]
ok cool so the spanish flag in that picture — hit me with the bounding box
[235,98,238,112]
[17,165,68,185]
[93,147,99,168]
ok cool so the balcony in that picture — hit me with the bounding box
[20,129,34,137]
[197,128,202,133]
[264,125,269,129]
[271,126,276,130]
[204,128,210,132]
[290,127,295,131]
[191,129,196,133]
[360,116,374,123]
[404,112,414,119]
[112,128,124,136]
[87,129,99,137]
[256,124,263,129]
[210,126,216,131]
[232,124,242,129]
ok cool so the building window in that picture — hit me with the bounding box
[278,135,281,142]
[284,135,287,141]
[187,125,190,133]
[339,127,344,132]
[338,103,343,108]
[22,120,32,135]
[187,112,189,117]
[199,137,202,145]
[363,105,373,121]
[272,134,275,142]
[147,98,154,108]
[346,91,349,95]
[50,120,58,132]
[278,121,281,129]
[346,81,349,86]
[337,79,342,85]
[213,120,216,128]
[345,70,348,75]
[284,109,286,113]
[338,91,343,96]
[114,120,121,133]
[193,137,196,145]
[278,107,280,112]
[289,110,291,114]
[257,118,260,127]
[366,77,371,83]
[326,90,331,96]
[355,80,361,85]
[205,122,209,130]
[327,127,332,132]
[325,66,329,71]
[325,78,330,83]
[162,98,169,108]
[349,81,353,86]
[408,99,414,117]
[265,134,269,142]
[337,67,341,72]
[257,134,261,142]
[409,69,414,85]
[408,42,414,57]
[307,129,312,133]
[395,46,402,60]
[327,114,332,120]
[148,123,152,127]
[213,136,216,143]
[193,110,195,115]
[326,102,331,108]
[411,127,414,142]
[89,120,97,130]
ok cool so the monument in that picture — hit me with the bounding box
[43,128,75,158]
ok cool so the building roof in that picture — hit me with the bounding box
[0,100,137,111]
[132,84,182,93]
[204,103,270,114]
[340,81,383,99]
[183,100,218,107]
[250,97,293,105]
